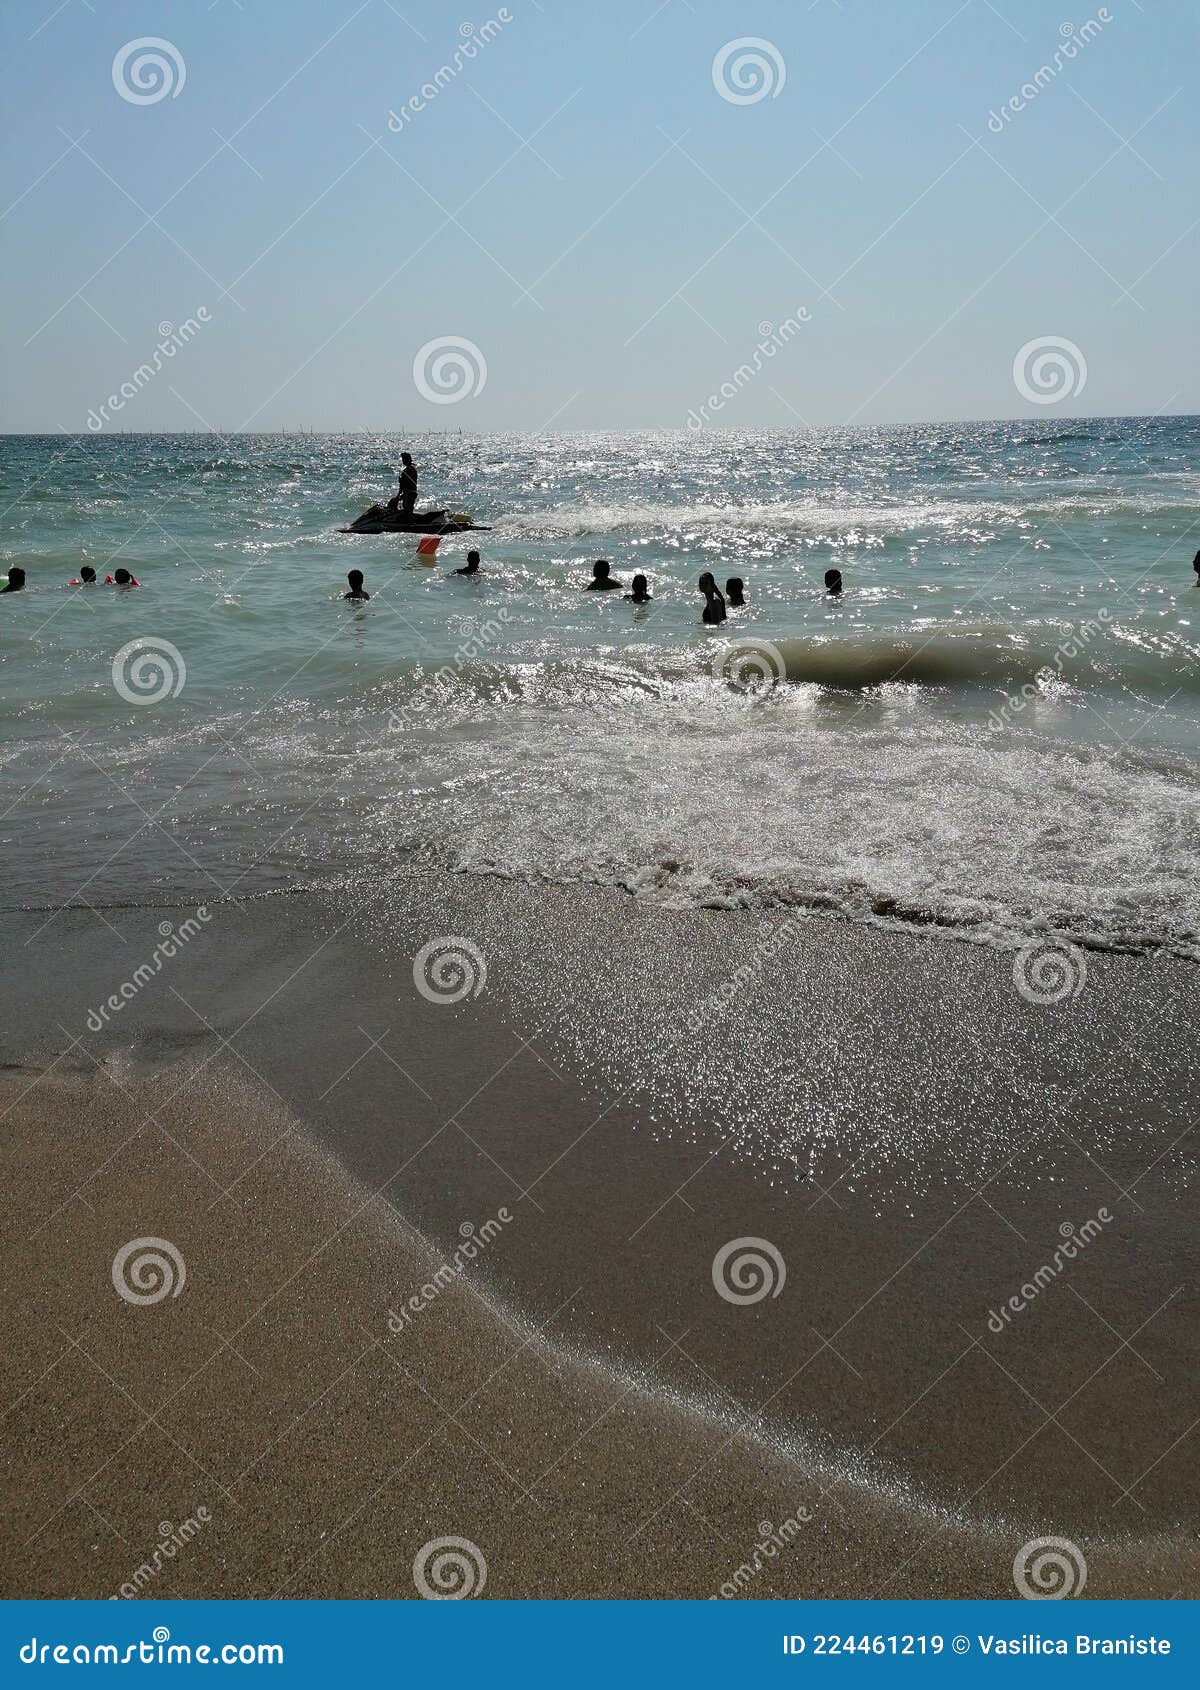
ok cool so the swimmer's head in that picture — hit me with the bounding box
[80,566,96,583]
[726,576,744,602]
[824,568,843,595]
[347,569,364,591]
[466,550,480,570]
[113,567,133,585]
[592,559,610,581]
[698,571,716,593]
[7,566,26,588]
[401,451,413,465]
[631,573,649,598]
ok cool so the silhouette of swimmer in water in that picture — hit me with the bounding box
[343,569,370,601]
[455,549,481,576]
[725,576,745,607]
[698,571,726,625]
[71,566,97,585]
[1193,548,1200,584]
[106,568,140,586]
[824,568,843,596]
[585,559,622,591]
[1,566,26,593]
[624,573,652,603]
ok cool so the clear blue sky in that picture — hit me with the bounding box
[2,0,1196,431]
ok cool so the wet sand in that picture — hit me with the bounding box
[1,882,1198,1598]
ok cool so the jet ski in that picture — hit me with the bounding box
[339,504,491,536]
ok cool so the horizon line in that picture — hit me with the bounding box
[1,411,1197,439]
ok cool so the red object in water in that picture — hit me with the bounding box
[416,537,441,566]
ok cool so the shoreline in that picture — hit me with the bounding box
[3,1061,1195,1601]
[2,880,1198,1598]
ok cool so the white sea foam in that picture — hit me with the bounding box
[329,662,1200,960]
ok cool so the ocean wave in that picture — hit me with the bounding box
[363,628,1200,701]
[5,645,1198,960]
[496,498,1016,539]
[336,665,1200,961]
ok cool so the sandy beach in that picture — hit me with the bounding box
[2,882,1197,1600]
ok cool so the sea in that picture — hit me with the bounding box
[2,419,1198,959]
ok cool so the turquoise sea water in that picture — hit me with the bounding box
[1,421,1198,955]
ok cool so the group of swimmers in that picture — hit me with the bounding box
[337,553,846,622]
[1,565,140,593]
[582,561,756,622]
[12,547,1200,607]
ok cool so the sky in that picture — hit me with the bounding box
[2,0,1197,432]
